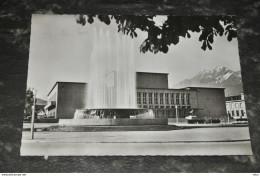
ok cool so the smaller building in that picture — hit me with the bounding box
[225,93,247,119]
[44,82,87,119]
[35,98,47,119]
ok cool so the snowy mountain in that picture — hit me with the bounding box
[173,67,243,96]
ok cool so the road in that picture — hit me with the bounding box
[21,127,253,156]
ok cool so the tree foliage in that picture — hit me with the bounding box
[24,88,34,118]
[76,15,237,54]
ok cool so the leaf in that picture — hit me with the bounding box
[77,15,86,25]
[140,40,148,53]
[199,31,208,41]
[208,34,213,44]
[133,31,137,37]
[225,25,231,31]
[230,30,237,38]
[172,36,179,45]
[187,32,191,38]
[227,32,232,41]
[87,16,94,24]
[201,41,207,50]
[207,41,212,50]
[161,44,169,53]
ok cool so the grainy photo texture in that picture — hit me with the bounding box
[21,15,252,156]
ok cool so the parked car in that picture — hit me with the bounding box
[185,115,220,124]
[185,115,198,120]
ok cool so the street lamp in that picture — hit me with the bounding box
[31,88,38,139]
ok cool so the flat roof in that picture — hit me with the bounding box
[47,81,87,96]
[180,87,226,90]
[137,87,190,91]
[225,94,242,98]
[136,72,169,75]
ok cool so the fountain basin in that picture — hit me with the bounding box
[74,108,155,119]
[59,118,168,126]
[58,108,168,126]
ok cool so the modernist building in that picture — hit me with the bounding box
[45,72,227,119]
[136,72,227,119]
[45,82,87,119]
[225,93,247,119]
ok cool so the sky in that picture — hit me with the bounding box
[27,14,241,100]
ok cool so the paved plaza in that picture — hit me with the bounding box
[21,126,253,156]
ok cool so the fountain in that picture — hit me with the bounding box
[86,28,136,109]
[59,27,167,126]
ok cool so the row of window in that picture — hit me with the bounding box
[228,110,245,117]
[137,92,190,105]
[226,96,241,101]
[140,105,191,109]
[226,102,244,109]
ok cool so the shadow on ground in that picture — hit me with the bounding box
[45,125,181,132]
[2,156,256,173]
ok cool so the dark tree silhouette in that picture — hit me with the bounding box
[76,15,237,54]
[24,88,34,118]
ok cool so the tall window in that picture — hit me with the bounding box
[137,92,141,104]
[154,93,158,104]
[186,94,190,105]
[143,92,147,104]
[160,93,164,104]
[236,110,240,116]
[176,93,180,105]
[149,93,153,104]
[232,110,234,116]
[241,110,244,116]
[171,93,174,104]
[165,93,169,104]
[181,94,185,104]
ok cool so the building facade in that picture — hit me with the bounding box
[136,88,226,119]
[45,72,227,119]
[225,93,247,119]
[136,72,226,119]
[45,82,87,119]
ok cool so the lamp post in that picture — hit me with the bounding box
[31,88,38,139]
[175,105,178,124]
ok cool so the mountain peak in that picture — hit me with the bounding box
[213,66,230,72]
[199,66,230,74]
[174,67,243,96]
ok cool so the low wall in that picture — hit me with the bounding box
[23,119,59,123]
[167,118,187,123]
[59,118,168,126]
